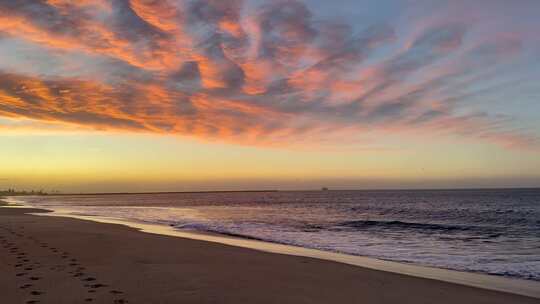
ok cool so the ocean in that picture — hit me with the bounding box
[12,188,540,281]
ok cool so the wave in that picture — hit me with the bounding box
[337,220,477,232]
[172,222,275,242]
[1,196,28,205]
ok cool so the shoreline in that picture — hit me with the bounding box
[32,208,540,299]
[2,200,540,303]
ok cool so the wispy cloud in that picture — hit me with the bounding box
[0,0,538,148]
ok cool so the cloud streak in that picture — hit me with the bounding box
[0,0,538,148]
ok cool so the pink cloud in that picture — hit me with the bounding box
[0,0,537,149]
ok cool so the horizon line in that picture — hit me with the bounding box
[3,186,540,196]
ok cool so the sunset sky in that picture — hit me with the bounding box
[1,0,539,192]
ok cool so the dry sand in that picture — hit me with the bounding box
[1,204,538,304]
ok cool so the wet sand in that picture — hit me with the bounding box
[1,204,539,304]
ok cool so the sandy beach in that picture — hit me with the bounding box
[1,203,539,304]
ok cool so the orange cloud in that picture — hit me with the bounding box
[0,0,537,149]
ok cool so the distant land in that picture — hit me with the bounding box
[2,187,539,197]
[0,189,50,196]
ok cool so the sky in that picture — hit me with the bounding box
[0,0,539,192]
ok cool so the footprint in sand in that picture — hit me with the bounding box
[30,291,44,296]
[90,283,108,289]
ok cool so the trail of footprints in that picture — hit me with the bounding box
[1,224,129,303]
